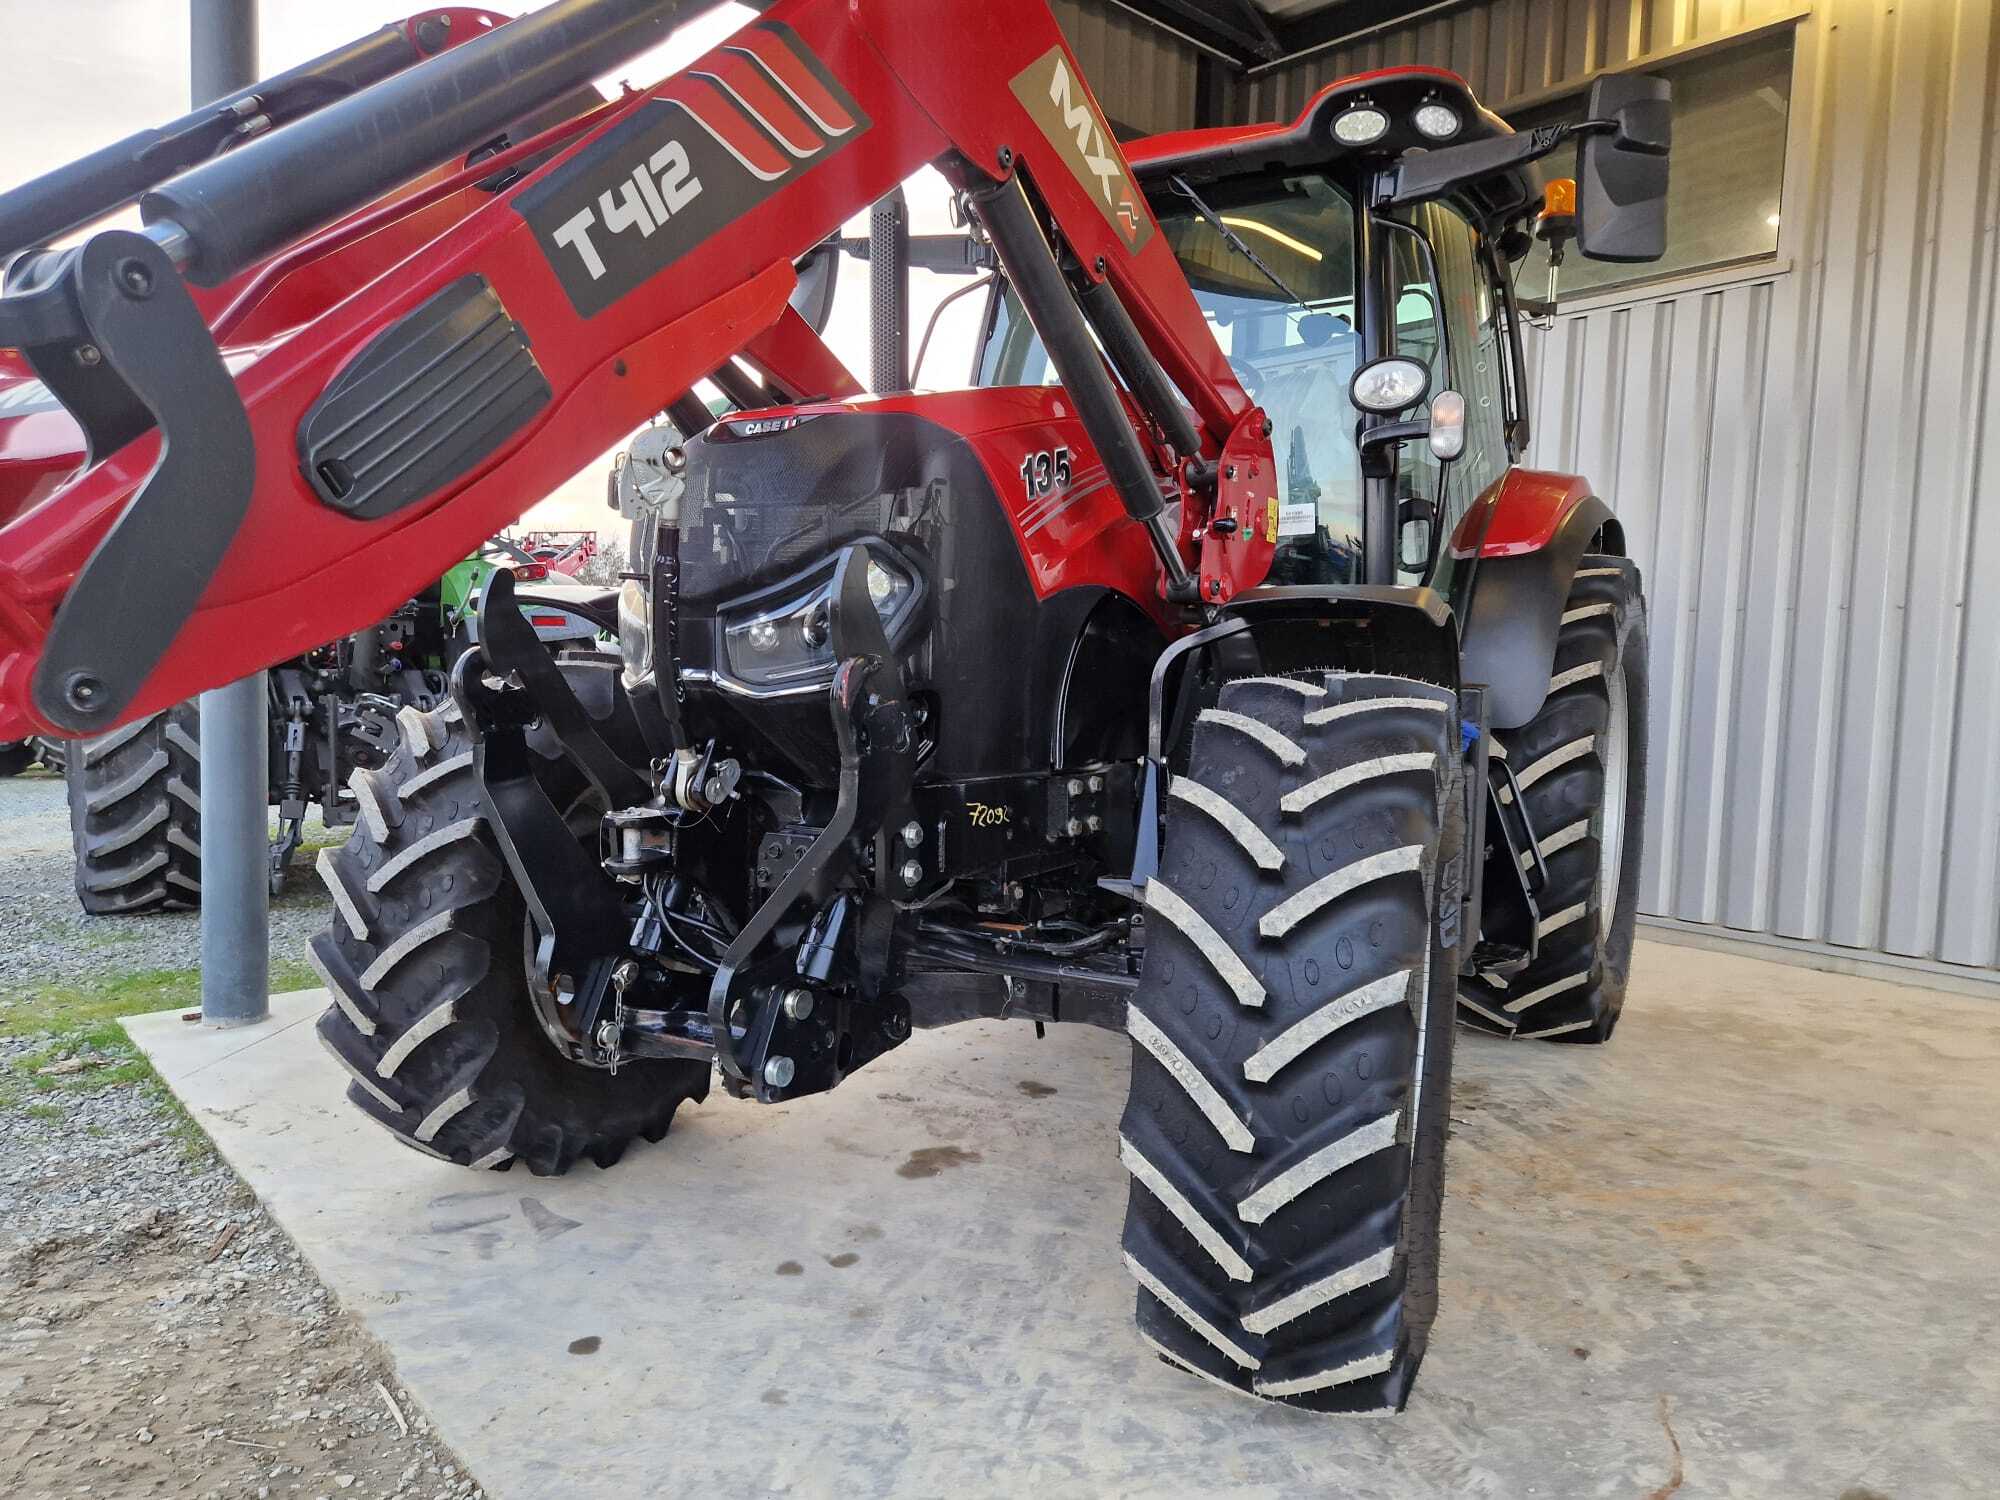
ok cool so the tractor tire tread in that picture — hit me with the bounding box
[1121,673,1462,1414]
[1464,555,1648,1043]
[66,702,202,915]
[312,706,708,1176]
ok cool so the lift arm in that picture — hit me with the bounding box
[0,0,1260,739]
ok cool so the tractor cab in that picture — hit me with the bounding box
[976,67,1649,605]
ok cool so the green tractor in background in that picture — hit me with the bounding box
[63,540,611,914]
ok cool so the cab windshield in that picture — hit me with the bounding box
[979,172,1363,584]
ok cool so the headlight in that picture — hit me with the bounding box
[1412,103,1461,140]
[617,577,653,692]
[719,548,918,689]
[1350,355,1431,414]
[1332,106,1389,146]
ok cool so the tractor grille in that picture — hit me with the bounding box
[676,411,951,615]
[678,488,903,606]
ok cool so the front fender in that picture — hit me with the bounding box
[1454,469,1618,730]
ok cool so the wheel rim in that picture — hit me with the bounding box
[1597,648,1629,942]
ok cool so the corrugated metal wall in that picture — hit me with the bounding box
[1051,0,1205,136]
[1244,0,2000,977]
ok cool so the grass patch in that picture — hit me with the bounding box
[1,958,317,1160]
[143,1071,218,1163]
[0,968,201,1039]
[0,959,316,1040]
[2,1018,153,1116]
[292,824,352,860]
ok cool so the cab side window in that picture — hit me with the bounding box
[1425,203,1512,507]
[1390,205,1516,581]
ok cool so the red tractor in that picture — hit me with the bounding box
[0,0,1669,1413]
[505,526,600,577]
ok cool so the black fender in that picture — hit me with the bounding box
[1123,582,1464,896]
[1222,584,1461,690]
[1149,584,1461,763]
[1460,497,1621,730]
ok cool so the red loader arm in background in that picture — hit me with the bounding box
[0,0,1263,740]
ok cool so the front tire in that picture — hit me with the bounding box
[1120,673,1463,1413]
[1463,556,1648,1042]
[310,704,708,1174]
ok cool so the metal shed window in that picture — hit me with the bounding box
[1512,30,1794,297]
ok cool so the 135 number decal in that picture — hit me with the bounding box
[1019,446,1073,500]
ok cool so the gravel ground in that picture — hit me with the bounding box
[0,1043,483,1499]
[0,771,339,996]
[0,767,484,1498]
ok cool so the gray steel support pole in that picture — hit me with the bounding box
[194,0,269,1029]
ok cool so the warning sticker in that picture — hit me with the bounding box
[1277,500,1317,536]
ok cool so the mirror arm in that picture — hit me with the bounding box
[1376,117,1631,213]
[1357,416,1430,475]
[1377,126,1558,210]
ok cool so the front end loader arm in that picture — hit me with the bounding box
[0,0,1256,740]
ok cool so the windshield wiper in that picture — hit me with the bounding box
[1168,174,1310,311]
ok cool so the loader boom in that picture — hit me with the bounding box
[0,0,1256,739]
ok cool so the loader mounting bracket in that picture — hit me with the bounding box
[4,231,253,733]
[453,568,653,1068]
[475,567,649,808]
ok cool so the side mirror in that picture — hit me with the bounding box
[1397,495,1435,573]
[1577,73,1672,263]
[787,240,841,333]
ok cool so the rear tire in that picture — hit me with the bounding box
[1119,673,1463,1413]
[1463,556,1647,1042]
[310,704,709,1175]
[65,704,203,915]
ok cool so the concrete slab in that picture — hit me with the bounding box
[127,940,2000,1498]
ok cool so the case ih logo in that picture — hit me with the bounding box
[1010,47,1153,255]
[731,414,808,436]
[516,22,869,318]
